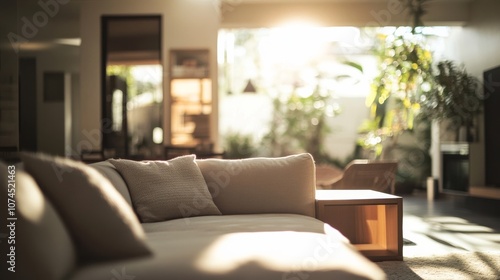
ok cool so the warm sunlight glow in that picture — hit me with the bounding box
[195,231,379,278]
[279,20,318,29]
[260,23,322,68]
[218,26,454,159]
[403,215,500,258]
[18,174,46,222]
[196,232,303,273]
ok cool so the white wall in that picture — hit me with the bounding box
[35,49,79,156]
[79,0,220,152]
[443,0,500,186]
[15,0,80,157]
[445,1,500,76]
[325,96,370,160]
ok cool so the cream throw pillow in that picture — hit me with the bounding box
[20,153,151,261]
[196,153,316,217]
[109,155,221,223]
[0,162,77,280]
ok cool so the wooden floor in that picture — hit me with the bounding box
[400,190,500,257]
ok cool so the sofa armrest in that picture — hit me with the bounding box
[196,153,316,217]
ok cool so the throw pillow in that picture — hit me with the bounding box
[0,163,77,280]
[196,153,316,217]
[109,155,221,223]
[20,152,151,262]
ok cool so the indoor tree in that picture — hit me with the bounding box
[418,60,482,142]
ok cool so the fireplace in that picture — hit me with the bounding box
[441,143,469,193]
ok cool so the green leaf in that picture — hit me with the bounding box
[341,61,364,73]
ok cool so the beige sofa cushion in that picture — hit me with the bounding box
[0,163,77,280]
[69,214,386,280]
[20,153,151,262]
[196,153,316,217]
[109,155,221,223]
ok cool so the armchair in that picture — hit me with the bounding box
[317,160,398,194]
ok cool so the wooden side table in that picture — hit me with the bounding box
[316,189,403,261]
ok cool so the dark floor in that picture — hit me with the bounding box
[401,190,500,257]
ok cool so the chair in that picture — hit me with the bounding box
[315,164,344,188]
[318,160,398,194]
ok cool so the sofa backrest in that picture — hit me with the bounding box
[197,153,316,217]
[92,153,316,217]
[91,161,134,206]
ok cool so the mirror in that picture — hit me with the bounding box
[101,15,163,159]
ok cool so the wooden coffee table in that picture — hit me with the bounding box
[315,189,403,261]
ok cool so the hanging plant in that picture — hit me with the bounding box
[361,1,434,143]
[401,0,432,33]
[365,32,434,135]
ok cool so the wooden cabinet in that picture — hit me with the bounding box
[316,190,403,261]
[169,49,212,148]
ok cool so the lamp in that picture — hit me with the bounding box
[242,79,256,93]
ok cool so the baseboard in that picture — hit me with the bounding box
[469,186,500,200]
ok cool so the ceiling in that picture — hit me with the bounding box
[11,0,475,54]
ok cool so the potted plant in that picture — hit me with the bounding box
[263,78,340,161]
[263,62,363,162]
[419,60,482,142]
[223,132,257,159]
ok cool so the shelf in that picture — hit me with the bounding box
[170,49,209,79]
[169,49,212,147]
[172,66,208,78]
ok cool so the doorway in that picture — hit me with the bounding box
[101,16,163,159]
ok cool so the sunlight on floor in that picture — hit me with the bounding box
[402,214,500,257]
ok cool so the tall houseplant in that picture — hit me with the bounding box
[419,60,482,142]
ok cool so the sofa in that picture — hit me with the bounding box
[0,152,386,280]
